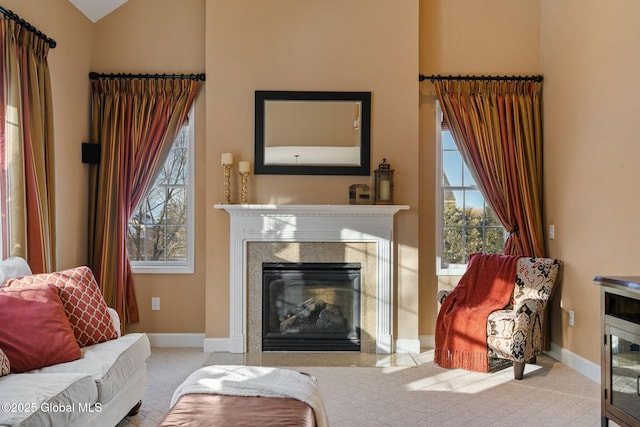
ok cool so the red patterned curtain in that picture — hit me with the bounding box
[88,77,201,323]
[434,79,546,257]
[0,18,56,273]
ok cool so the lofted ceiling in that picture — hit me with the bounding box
[68,0,128,23]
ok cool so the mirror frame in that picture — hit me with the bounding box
[255,90,371,175]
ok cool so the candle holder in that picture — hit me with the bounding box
[239,172,249,203]
[223,163,233,204]
[374,158,394,205]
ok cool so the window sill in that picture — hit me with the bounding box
[437,271,466,277]
[436,255,467,276]
[131,264,194,275]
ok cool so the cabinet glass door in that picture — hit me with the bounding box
[609,330,640,420]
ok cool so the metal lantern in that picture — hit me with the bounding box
[374,158,394,204]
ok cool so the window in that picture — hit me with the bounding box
[436,102,505,275]
[127,109,194,274]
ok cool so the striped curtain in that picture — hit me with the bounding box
[88,77,201,324]
[0,18,56,273]
[435,79,546,258]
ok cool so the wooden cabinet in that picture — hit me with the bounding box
[594,276,640,427]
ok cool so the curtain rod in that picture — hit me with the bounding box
[0,6,56,48]
[419,74,543,83]
[89,72,206,81]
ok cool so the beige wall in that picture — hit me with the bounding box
[418,0,541,336]
[91,0,207,334]
[540,0,640,364]
[10,0,626,367]
[6,0,420,343]
[206,0,420,343]
[419,0,639,367]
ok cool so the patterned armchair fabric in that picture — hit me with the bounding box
[438,257,561,379]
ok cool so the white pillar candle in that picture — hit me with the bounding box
[239,161,251,173]
[379,180,390,201]
[221,152,234,165]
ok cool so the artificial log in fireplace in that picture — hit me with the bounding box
[262,262,361,351]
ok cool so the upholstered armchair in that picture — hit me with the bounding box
[437,257,561,380]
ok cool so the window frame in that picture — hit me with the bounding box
[129,108,195,275]
[435,101,505,276]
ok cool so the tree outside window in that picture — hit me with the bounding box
[439,127,505,273]
[127,112,193,273]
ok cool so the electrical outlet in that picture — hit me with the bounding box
[151,297,160,311]
[568,310,574,326]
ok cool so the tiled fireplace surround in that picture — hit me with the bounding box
[214,204,409,354]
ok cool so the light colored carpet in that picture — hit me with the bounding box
[118,348,603,426]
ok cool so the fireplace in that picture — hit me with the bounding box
[213,203,409,354]
[262,262,361,351]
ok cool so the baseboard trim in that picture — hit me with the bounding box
[396,339,421,354]
[146,333,205,348]
[203,337,231,353]
[419,334,435,349]
[419,334,600,384]
[546,342,600,384]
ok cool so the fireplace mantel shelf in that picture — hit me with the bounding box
[214,203,409,354]
[214,204,410,216]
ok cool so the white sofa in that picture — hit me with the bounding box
[0,259,150,427]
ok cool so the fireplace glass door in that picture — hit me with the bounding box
[262,262,361,351]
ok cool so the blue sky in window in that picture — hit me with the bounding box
[442,131,485,210]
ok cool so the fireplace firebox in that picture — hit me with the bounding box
[262,262,361,351]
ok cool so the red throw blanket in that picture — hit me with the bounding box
[435,253,521,373]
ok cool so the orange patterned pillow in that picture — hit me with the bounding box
[7,267,118,347]
[0,348,9,376]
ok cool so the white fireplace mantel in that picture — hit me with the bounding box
[214,204,409,354]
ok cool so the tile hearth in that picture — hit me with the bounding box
[203,350,419,368]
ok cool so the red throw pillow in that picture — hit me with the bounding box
[7,267,118,346]
[0,285,81,373]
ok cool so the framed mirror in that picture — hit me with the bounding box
[255,91,371,175]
